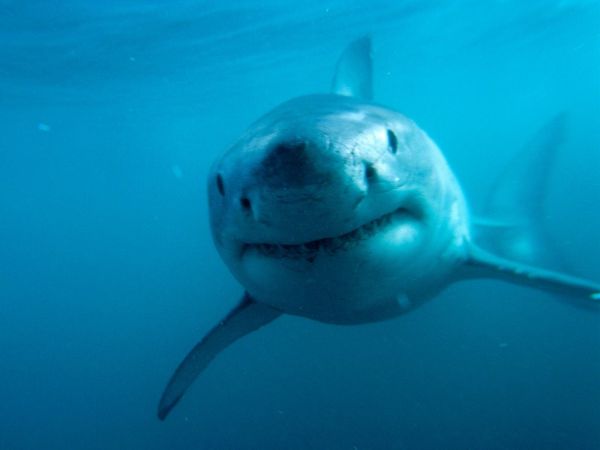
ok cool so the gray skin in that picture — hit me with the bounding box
[157,37,599,421]
[208,94,469,324]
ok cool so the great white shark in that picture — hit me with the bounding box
[157,37,599,420]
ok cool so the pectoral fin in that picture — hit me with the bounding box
[157,294,281,420]
[461,244,600,303]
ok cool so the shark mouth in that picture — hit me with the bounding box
[245,206,418,261]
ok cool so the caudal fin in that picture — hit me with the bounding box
[474,114,567,268]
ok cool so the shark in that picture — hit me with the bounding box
[157,37,599,420]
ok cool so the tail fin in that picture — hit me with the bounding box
[474,114,567,268]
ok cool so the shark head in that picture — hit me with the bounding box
[208,94,469,321]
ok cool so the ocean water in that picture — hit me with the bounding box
[1,1,599,449]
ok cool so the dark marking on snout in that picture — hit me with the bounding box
[259,139,330,187]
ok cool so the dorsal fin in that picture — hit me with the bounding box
[331,36,373,100]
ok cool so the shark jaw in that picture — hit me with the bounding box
[241,204,424,263]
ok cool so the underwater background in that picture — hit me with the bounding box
[1,1,599,449]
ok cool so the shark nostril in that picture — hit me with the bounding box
[364,162,377,185]
[240,197,252,212]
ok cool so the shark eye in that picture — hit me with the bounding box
[387,129,398,154]
[216,174,225,196]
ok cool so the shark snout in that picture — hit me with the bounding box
[219,136,373,240]
[227,137,336,225]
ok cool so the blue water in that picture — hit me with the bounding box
[1,1,599,449]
